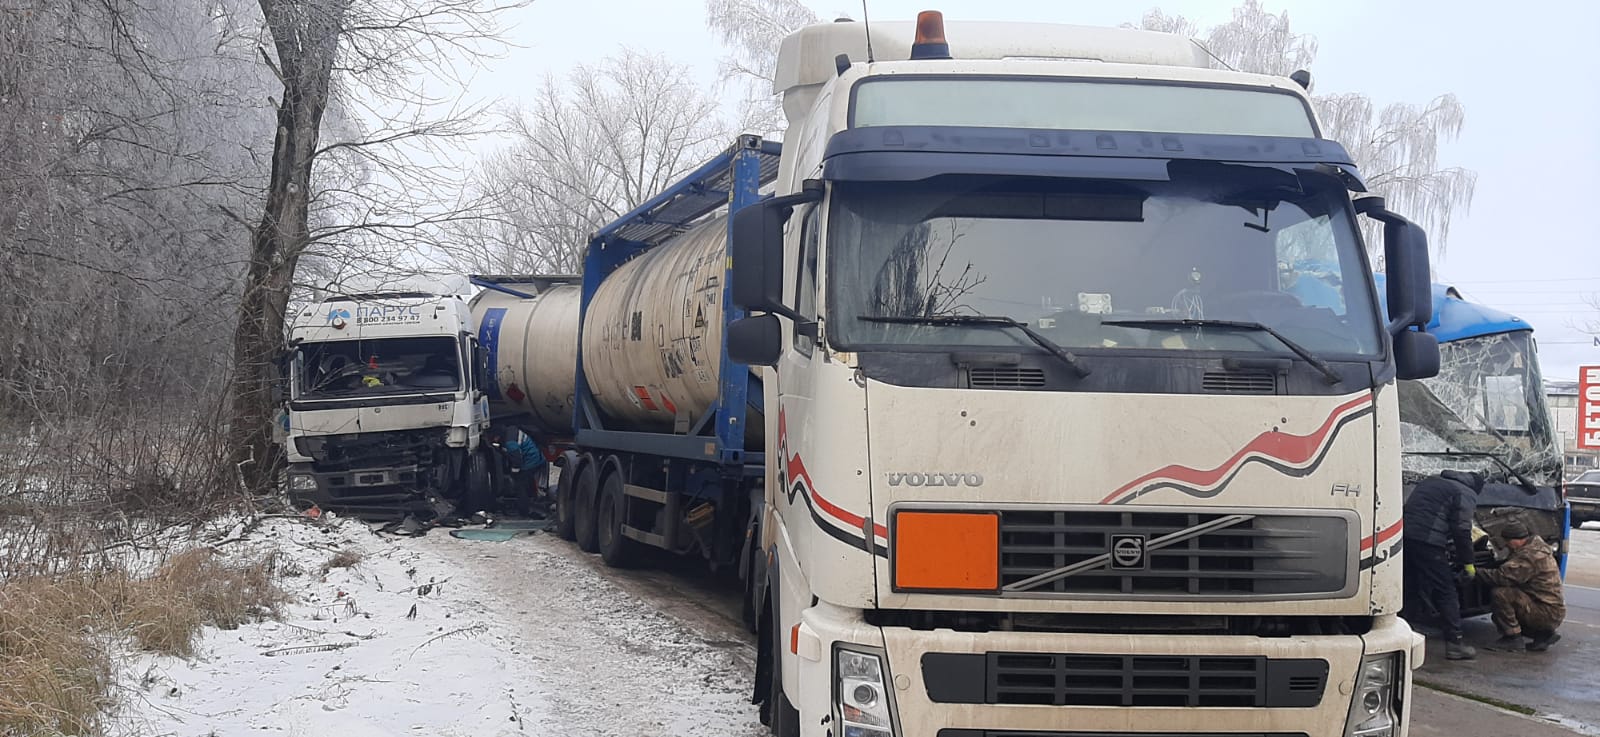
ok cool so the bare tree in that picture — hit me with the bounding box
[0,0,282,547]
[704,0,819,135]
[1,0,273,424]
[448,49,732,276]
[1134,0,1476,258]
[230,0,527,493]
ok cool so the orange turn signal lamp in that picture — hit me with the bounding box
[892,510,998,592]
[909,10,951,61]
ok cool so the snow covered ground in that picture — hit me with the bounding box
[114,517,762,737]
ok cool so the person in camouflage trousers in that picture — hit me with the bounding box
[1480,520,1565,653]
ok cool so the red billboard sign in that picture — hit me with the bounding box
[1581,365,1600,451]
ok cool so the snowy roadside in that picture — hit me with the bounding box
[112,517,762,737]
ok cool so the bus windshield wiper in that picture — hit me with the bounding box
[860,314,1090,377]
[1101,318,1342,385]
[1405,450,1544,497]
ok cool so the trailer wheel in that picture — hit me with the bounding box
[554,451,580,540]
[573,462,600,553]
[597,468,640,568]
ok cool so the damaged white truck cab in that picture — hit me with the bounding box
[730,14,1440,737]
[282,292,491,517]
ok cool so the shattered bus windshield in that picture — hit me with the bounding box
[1398,330,1562,486]
[295,337,462,399]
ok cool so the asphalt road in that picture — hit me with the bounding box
[531,526,1599,737]
[1412,524,1600,734]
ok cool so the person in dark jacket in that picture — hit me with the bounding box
[1481,520,1565,653]
[1403,470,1482,660]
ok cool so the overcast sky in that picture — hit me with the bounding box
[458,0,1600,380]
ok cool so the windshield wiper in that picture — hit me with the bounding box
[1405,451,1544,497]
[860,314,1090,377]
[1101,318,1342,385]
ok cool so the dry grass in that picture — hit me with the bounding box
[321,549,364,574]
[0,548,286,735]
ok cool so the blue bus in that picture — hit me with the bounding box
[1374,275,1571,618]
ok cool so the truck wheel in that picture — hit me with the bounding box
[461,450,493,516]
[597,469,640,568]
[554,452,580,540]
[767,605,800,737]
[573,463,600,553]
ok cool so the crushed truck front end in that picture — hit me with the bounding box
[282,293,489,518]
[738,14,1441,737]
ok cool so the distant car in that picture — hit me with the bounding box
[1570,470,1600,526]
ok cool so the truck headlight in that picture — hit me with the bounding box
[1345,653,1402,737]
[289,475,317,491]
[835,646,897,737]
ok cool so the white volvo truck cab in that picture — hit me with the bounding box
[727,14,1440,737]
[282,292,491,518]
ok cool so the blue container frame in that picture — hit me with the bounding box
[573,135,782,475]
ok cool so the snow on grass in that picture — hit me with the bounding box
[115,517,549,736]
[409,533,762,736]
[113,516,763,736]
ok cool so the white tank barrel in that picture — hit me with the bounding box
[581,215,762,447]
[470,278,581,436]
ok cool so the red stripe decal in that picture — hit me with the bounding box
[1100,393,1374,504]
[1361,520,1403,551]
[660,391,678,416]
[632,386,658,411]
[780,410,888,540]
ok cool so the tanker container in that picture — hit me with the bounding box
[468,275,581,438]
[579,214,762,449]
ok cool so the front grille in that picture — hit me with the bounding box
[1202,371,1276,394]
[969,367,1046,389]
[923,652,1327,709]
[999,510,1349,598]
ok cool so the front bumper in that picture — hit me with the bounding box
[791,605,1421,737]
[286,463,439,518]
[1569,498,1599,522]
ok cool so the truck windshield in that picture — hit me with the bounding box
[1398,331,1563,487]
[296,337,462,399]
[827,173,1382,357]
[852,78,1317,138]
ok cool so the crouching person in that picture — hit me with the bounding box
[1481,520,1565,653]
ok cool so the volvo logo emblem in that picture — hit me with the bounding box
[1110,534,1147,570]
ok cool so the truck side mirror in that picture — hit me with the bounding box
[728,314,783,366]
[731,203,784,313]
[730,182,823,316]
[1392,329,1440,381]
[1358,196,1439,379]
[272,348,293,404]
[1357,197,1433,333]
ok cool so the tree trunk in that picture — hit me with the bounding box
[228,0,344,494]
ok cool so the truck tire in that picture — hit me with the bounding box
[597,468,640,568]
[573,462,600,553]
[767,604,800,737]
[554,451,580,540]
[460,450,493,516]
